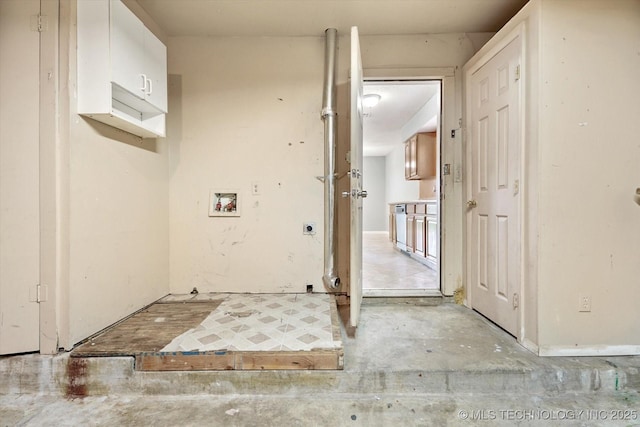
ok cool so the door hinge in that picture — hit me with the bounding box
[31,14,49,32]
[513,293,520,309]
[345,151,351,164]
[515,64,521,82]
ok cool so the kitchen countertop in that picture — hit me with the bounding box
[389,199,437,205]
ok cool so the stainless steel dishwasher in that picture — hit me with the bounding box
[394,204,407,251]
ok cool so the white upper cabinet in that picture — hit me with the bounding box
[78,0,167,138]
[141,27,168,113]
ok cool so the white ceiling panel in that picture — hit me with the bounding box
[137,0,529,37]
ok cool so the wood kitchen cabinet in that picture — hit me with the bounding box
[388,205,396,243]
[406,214,415,253]
[414,215,426,257]
[413,203,426,257]
[393,201,437,269]
[426,202,438,264]
[404,132,437,180]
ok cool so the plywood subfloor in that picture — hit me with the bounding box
[72,300,223,356]
[71,294,343,371]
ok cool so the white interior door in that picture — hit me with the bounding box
[0,0,41,354]
[468,36,521,336]
[349,26,365,327]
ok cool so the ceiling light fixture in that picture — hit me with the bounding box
[362,93,381,108]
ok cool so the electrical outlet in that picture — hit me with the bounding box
[251,182,260,195]
[579,295,591,312]
[303,222,316,235]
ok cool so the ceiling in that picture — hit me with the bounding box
[363,82,440,156]
[136,0,528,156]
[137,0,528,37]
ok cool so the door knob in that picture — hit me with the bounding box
[342,191,351,198]
[359,190,368,198]
[466,200,477,208]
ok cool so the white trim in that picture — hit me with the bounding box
[39,0,61,355]
[539,345,640,357]
[520,338,539,355]
[364,67,455,79]
[362,67,450,296]
[465,23,525,77]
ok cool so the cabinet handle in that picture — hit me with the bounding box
[147,78,153,95]
[140,74,147,93]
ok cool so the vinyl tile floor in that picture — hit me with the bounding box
[363,231,439,291]
[160,293,340,352]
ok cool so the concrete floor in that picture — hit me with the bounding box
[2,301,640,426]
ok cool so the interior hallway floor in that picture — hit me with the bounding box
[2,301,640,426]
[363,231,439,294]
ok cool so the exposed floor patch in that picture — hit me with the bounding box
[71,293,343,371]
[161,293,341,352]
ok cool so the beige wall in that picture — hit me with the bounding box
[536,0,640,353]
[465,0,640,355]
[66,1,170,345]
[167,36,326,294]
[167,33,492,295]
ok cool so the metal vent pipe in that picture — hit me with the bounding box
[321,28,340,290]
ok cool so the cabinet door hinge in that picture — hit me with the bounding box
[515,64,521,82]
[31,14,49,32]
[513,293,520,309]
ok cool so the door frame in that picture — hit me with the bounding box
[40,0,68,354]
[463,23,526,342]
[361,67,460,298]
[360,78,442,297]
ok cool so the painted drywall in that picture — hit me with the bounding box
[66,1,170,345]
[385,143,420,204]
[168,32,492,295]
[363,156,388,232]
[167,36,326,294]
[536,0,640,352]
[0,0,41,354]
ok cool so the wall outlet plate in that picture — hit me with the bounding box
[303,222,316,235]
[579,295,592,312]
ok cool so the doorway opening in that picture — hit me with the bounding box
[361,80,442,297]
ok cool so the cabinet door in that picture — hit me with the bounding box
[406,215,415,252]
[427,217,437,259]
[409,137,418,177]
[415,215,426,257]
[143,27,168,113]
[389,213,396,243]
[404,142,411,179]
[416,133,437,179]
[110,0,145,99]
